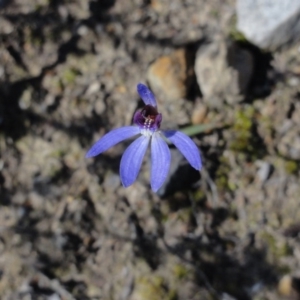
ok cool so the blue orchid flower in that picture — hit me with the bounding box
[86,83,202,192]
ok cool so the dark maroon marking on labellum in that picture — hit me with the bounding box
[133,105,162,131]
[141,105,158,119]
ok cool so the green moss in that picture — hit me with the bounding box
[234,108,253,130]
[215,175,228,190]
[135,276,177,300]
[35,0,49,10]
[191,189,206,204]
[229,29,247,42]
[50,149,67,158]
[161,214,169,223]
[228,105,265,161]
[230,106,254,152]
[62,68,80,85]
[277,243,293,258]
[284,160,298,175]
[215,155,234,191]
[173,264,189,280]
[227,181,237,191]
[227,15,247,42]
[260,232,293,260]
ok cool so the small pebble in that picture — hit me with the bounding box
[278,275,292,296]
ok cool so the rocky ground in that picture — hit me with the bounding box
[1,0,300,299]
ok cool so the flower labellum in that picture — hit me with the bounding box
[86,83,202,192]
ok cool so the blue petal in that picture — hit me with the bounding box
[120,135,150,187]
[86,126,140,158]
[151,133,171,192]
[137,83,157,107]
[162,130,202,170]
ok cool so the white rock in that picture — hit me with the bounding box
[86,81,100,95]
[237,0,300,50]
[47,294,61,300]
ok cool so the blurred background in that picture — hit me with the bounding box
[1,0,300,299]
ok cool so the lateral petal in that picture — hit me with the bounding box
[151,133,171,192]
[162,130,202,170]
[120,135,150,187]
[137,83,157,107]
[86,126,140,158]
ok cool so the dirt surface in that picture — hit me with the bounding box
[1,1,300,299]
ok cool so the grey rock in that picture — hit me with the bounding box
[221,293,237,300]
[195,39,253,107]
[47,294,61,300]
[278,130,300,160]
[103,173,121,192]
[237,0,300,50]
[256,161,272,183]
[0,16,13,34]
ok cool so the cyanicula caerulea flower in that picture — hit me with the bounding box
[86,83,202,192]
